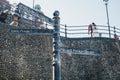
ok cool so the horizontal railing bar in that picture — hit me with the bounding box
[67,29,87,31]
[115,27,120,31]
[60,27,65,30]
[67,25,88,28]
[60,31,65,33]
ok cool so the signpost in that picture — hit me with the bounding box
[53,11,61,80]
[12,3,62,80]
[10,29,53,35]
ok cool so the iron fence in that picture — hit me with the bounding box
[1,2,120,39]
[60,24,120,39]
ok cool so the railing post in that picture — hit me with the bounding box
[45,22,48,29]
[114,26,116,35]
[65,24,67,38]
[52,10,61,80]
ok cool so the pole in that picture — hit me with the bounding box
[33,0,34,9]
[53,10,61,80]
[65,25,67,38]
[105,2,111,38]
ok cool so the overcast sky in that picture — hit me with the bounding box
[8,0,120,28]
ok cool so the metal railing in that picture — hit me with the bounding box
[1,2,120,39]
[5,13,120,39]
[60,24,120,39]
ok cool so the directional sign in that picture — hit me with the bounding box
[9,29,53,35]
[17,3,54,25]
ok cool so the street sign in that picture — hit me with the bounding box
[9,28,53,35]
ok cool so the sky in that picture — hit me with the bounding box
[8,0,120,28]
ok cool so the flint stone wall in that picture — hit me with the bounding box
[0,24,120,80]
[0,25,53,80]
[61,37,120,80]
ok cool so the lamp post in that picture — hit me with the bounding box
[103,0,111,38]
[33,0,35,9]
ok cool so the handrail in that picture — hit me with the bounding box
[0,2,120,39]
[60,25,120,39]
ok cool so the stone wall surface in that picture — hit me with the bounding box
[0,26,53,80]
[61,37,120,80]
[0,24,120,80]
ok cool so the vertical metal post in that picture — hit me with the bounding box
[45,23,48,29]
[33,0,35,9]
[53,10,61,80]
[65,25,67,38]
[104,0,111,38]
[114,26,116,35]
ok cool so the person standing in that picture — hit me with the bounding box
[88,22,98,37]
[92,22,96,30]
[88,24,93,37]
[92,22,98,37]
